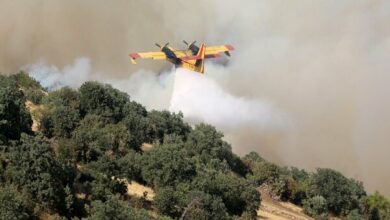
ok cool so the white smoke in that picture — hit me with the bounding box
[169,68,285,132]
[7,0,390,195]
[25,58,287,153]
[26,57,92,91]
[25,57,174,110]
[105,69,174,111]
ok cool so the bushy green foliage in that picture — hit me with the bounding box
[5,134,75,212]
[367,191,390,219]
[0,77,32,143]
[154,187,230,219]
[147,110,191,143]
[40,87,81,137]
[192,171,260,217]
[244,152,299,203]
[154,187,179,217]
[88,174,127,202]
[185,124,247,175]
[1,75,386,220]
[370,207,381,220]
[25,88,45,104]
[88,195,151,220]
[9,72,43,90]
[79,81,129,122]
[116,150,142,181]
[0,185,32,220]
[141,144,196,187]
[121,109,150,148]
[182,191,230,220]
[303,195,328,219]
[247,159,281,185]
[346,209,364,220]
[72,115,135,162]
[50,105,80,138]
[8,72,45,104]
[308,168,366,215]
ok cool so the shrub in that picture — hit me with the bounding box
[0,82,32,143]
[308,168,366,215]
[0,185,32,220]
[88,195,151,220]
[79,81,129,122]
[141,144,196,187]
[6,134,74,212]
[303,196,328,219]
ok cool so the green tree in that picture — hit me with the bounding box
[73,115,134,162]
[141,144,196,187]
[116,150,142,181]
[88,173,127,202]
[6,134,74,212]
[249,161,281,185]
[308,168,366,215]
[89,155,119,175]
[154,187,179,217]
[367,191,390,219]
[193,171,260,217]
[50,106,80,138]
[121,111,150,149]
[9,72,42,90]
[9,72,45,104]
[185,124,246,175]
[370,207,381,220]
[346,209,364,220]
[0,80,32,143]
[243,151,265,163]
[303,196,328,219]
[79,81,129,122]
[180,191,229,220]
[24,88,45,104]
[0,185,31,220]
[146,110,191,143]
[88,195,150,220]
[42,87,80,109]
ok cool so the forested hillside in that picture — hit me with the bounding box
[0,72,389,220]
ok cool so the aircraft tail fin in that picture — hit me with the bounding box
[195,43,206,74]
[180,43,206,74]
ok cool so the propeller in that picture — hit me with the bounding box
[155,43,169,49]
[183,40,196,47]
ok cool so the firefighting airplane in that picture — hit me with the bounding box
[129,41,234,74]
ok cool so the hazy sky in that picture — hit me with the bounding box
[1,0,390,195]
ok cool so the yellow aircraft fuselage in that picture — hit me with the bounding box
[129,41,234,74]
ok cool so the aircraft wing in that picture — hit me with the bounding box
[129,52,167,64]
[129,50,195,64]
[205,45,235,56]
[171,50,190,58]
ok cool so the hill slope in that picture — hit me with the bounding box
[0,72,389,220]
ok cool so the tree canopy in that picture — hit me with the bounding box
[0,73,387,219]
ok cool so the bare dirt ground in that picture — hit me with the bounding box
[25,100,45,132]
[126,180,313,220]
[126,180,155,201]
[141,143,153,152]
[134,143,313,220]
[257,187,312,220]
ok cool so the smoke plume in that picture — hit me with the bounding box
[2,0,390,195]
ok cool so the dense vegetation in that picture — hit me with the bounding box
[0,72,389,219]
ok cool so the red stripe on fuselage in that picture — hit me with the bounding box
[225,45,235,50]
[129,53,141,59]
[205,54,221,59]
